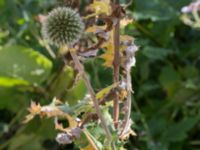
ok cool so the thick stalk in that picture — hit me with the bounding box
[70,50,115,149]
[113,0,120,128]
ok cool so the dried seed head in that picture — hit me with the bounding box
[42,7,84,47]
[56,133,72,144]
[70,127,82,139]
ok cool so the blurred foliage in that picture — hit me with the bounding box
[0,0,200,150]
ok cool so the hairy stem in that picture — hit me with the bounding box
[70,50,116,149]
[113,0,121,128]
[120,69,132,136]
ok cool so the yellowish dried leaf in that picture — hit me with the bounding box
[24,100,77,129]
[23,114,35,124]
[65,113,78,128]
[120,18,133,27]
[86,25,106,33]
[120,119,137,140]
[52,97,63,105]
[23,101,41,123]
[120,128,137,140]
[100,53,113,67]
[89,0,111,16]
[28,101,41,115]
[100,40,114,67]
[120,147,127,150]
[120,35,134,42]
[54,113,77,133]
[119,89,128,100]
[100,32,134,68]
[55,119,72,134]
[96,83,119,100]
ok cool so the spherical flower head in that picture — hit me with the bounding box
[42,7,84,47]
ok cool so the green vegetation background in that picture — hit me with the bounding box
[0,0,200,150]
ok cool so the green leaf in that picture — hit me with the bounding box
[133,0,177,21]
[0,76,29,87]
[142,46,172,60]
[49,66,75,98]
[0,45,52,86]
[0,0,5,7]
[24,117,56,139]
[161,116,200,142]
[159,66,181,96]
[164,0,192,10]
[64,79,87,105]
[149,19,179,45]
[8,134,44,150]
[0,87,28,111]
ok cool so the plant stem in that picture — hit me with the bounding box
[70,50,116,149]
[113,0,120,128]
[31,31,56,59]
[120,69,132,136]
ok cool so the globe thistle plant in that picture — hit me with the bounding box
[42,7,84,47]
[24,1,140,149]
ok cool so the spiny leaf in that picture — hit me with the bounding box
[24,100,77,128]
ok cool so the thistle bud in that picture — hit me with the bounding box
[42,7,84,47]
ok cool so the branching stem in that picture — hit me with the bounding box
[70,50,116,149]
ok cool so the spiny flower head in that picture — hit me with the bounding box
[42,7,84,47]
